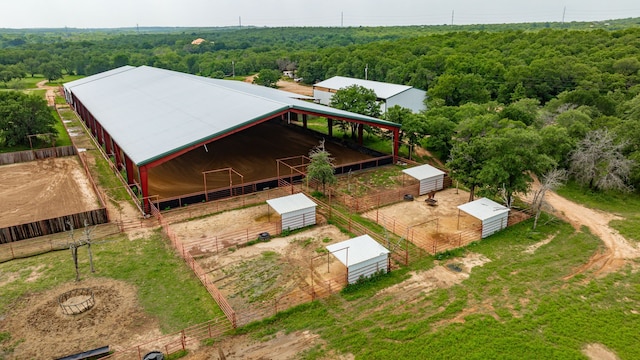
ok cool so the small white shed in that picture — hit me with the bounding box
[457,198,510,238]
[326,234,390,284]
[266,193,317,231]
[402,164,446,195]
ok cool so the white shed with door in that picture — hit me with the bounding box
[326,234,390,284]
[402,164,446,195]
[266,193,316,231]
[457,198,510,238]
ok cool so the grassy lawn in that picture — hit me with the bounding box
[0,232,222,333]
[237,217,640,359]
[557,181,640,242]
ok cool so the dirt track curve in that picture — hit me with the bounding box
[532,184,640,277]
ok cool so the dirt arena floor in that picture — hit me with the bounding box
[148,121,375,198]
[0,156,101,228]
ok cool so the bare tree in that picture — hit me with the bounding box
[66,221,81,282]
[569,129,634,192]
[531,169,568,229]
[82,220,97,273]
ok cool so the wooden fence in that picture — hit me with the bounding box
[0,208,109,244]
[0,145,77,165]
[0,222,121,263]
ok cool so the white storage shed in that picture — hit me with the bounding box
[457,198,510,238]
[326,234,390,284]
[402,164,446,195]
[266,193,317,231]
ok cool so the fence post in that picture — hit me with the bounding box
[181,330,186,350]
[9,242,15,259]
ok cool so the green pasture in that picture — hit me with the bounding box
[0,233,222,333]
[237,216,640,359]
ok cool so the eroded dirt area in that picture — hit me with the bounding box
[0,278,161,360]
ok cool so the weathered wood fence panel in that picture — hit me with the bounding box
[0,208,108,243]
[0,146,77,165]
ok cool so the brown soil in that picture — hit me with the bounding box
[0,278,161,360]
[36,79,57,106]
[0,157,102,228]
[276,79,314,97]
[583,343,621,360]
[361,188,481,236]
[526,180,640,277]
[148,121,373,199]
[185,330,353,360]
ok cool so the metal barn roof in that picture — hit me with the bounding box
[313,76,414,99]
[64,66,398,166]
[402,164,445,181]
[457,198,510,221]
[326,234,390,267]
[266,193,316,215]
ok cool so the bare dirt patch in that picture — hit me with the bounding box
[0,157,101,228]
[0,278,161,360]
[185,330,353,360]
[523,233,557,254]
[378,252,490,302]
[362,188,481,237]
[583,343,620,360]
[525,180,640,277]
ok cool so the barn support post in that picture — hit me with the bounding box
[139,166,150,213]
[302,114,308,128]
[392,127,400,163]
[125,156,135,185]
[327,118,333,137]
[358,124,363,145]
[103,131,112,156]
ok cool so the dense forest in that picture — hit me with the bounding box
[1,18,640,194]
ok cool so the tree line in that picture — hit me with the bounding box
[1,21,639,194]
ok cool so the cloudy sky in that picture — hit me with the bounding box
[2,0,639,28]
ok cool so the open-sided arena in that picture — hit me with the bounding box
[63,65,400,211]
[0,156,102,228]
[148,121,374,198]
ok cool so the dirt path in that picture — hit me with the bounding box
[36,80,57,106]
[529,183,640,277]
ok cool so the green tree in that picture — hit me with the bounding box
[40,61,63,82]
[424,115,456,159]
[447,137,491,202]
[253,69,281,88]
[0,91,57,147]
[330,85,381,138]
[307,140,336,194]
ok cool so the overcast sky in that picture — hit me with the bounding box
[2,0,640,29]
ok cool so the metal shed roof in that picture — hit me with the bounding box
[314,76,413,99]
[266,193,316,215]
[64,66,398,166]
[457,198,510,221]
[402,164,445,181]
[326,234,390,267]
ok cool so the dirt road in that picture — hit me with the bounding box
[532,185,640,277]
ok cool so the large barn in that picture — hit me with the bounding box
[63,66,401,211]
[313,76,427,113]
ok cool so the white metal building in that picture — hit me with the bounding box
[457,198,510,238]
[313,76,427,113]
[266,193,317,231]
[326,234,390,284]
[402,164,446,195]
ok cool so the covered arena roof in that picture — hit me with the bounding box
[64,66,399,167]
[314,76,414,99]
